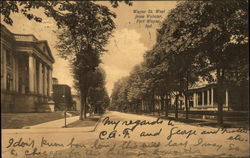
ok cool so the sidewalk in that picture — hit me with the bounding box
[2,113,100,134]
[27,113,90,129]
[27,116,79,129]
[130,112,249,129]
[2,126,95,134]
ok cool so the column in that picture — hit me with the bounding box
[33,58,37,93]
[207,89,210,105]
[48,68,52,97]
[193,92,196,107]
[38,62,43,95]
[2,49,7,90]
[15,55,19,92]
[211,88,214,107]
[202,91,204,106]
[225,89,228,107]
[183,95,186,108]
[44,65,47,96]
[29,55,34,93]
[42,64,46,95]
[12,53,16,91]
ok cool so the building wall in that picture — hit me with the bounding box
[52,84,73,110]
[1,24,55,113]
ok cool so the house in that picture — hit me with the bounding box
[186,82,248,111]
[1,24,55,112]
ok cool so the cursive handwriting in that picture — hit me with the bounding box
[193,138,222,151]
[167,127,197,140]
[6,138,35,148]
[40,137,64,147]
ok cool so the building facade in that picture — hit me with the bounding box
[52,84,73,111]
[1,24,55,112]
[186,83,248,111]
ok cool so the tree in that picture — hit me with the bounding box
[88,67,110,114]
[1,1,132,26]
[111,77,130,111]
[1,1,133,120]
[54,1,117,120]
[132,0,248,124]
[155,0,248,123]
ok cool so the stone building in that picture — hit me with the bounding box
[1,24,55,112]
[52,84,73,111]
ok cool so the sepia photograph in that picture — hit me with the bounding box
[1,0,249,157]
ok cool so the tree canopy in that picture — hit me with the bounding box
[111,0,248,123]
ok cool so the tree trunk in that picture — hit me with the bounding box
[217,68,224,125]
[165,94,169,118]
[83,93,87,119]
[141,99,144,113]
[80,85,88,120]
[136,102,139,113]
[79,97,84,120]
[184,92,189,119]
[175,94,179,119]
[152,90,155,115]
[160,95,164,116]
[79,90,85,120]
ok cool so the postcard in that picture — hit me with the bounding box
[1,1,249,157]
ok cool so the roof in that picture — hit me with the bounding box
[1,24,55,63]
[187,83,217,93]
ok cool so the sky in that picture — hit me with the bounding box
[2,1,177,95]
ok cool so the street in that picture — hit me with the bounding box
[2,111,249,158]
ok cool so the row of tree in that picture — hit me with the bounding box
[1,1,132,120]
[111,0,248,124]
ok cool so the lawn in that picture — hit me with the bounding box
[66,116,100,128]
[1,112,70,129]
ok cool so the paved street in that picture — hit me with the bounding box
[2,111,249,158]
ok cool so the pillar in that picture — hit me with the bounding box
[225,89,228,107]
[183,95,186,108]
[12,54,15,91]
[44,65,48,96]
[207,89,210,105]
[38,62,43,95]
[33,58,37,93]
[15,55,19,92]
[2,49,7,90]
[48,68,52,97]
[42,64,46,95]
[211,88,214,107]
[28,55,35,93]
[202,91,204,106]
[193,92,196,107]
